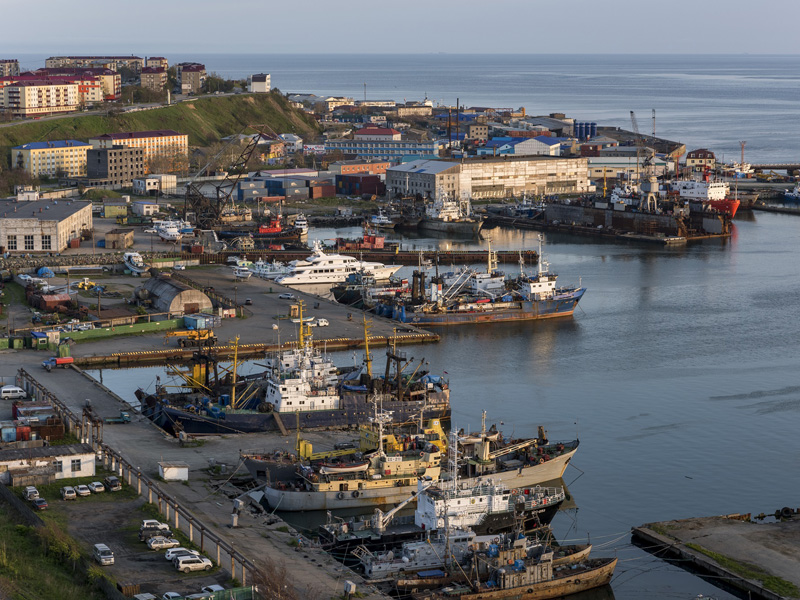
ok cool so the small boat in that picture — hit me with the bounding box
[157,221,183,242]
[289,316,314,323]
[294,214,309,235]
[784,184,800,203]
[370,208,396,229]
[122,252,148,274]
[318,461,370,475]
[251,259,289,280]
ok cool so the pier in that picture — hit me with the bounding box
[633,514,800,600]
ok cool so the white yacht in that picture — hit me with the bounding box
[275,241,401,285]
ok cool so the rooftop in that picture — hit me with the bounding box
[0,199,91,222]
[355,127,401,136]
[13,140,91,150]
[387,159,459,174]
[0,443,94,462]
[141,67,166,74]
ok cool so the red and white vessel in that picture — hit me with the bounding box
[669,172,740,217]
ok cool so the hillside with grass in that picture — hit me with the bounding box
[0,92,320,167]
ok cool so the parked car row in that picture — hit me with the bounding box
[60,476,122,500]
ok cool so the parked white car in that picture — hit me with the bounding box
[60,486,77,500]
[147,536,181,550]
[173,555,213,573]
[87,481,105,493]
[140,519,171,531]
[164,547,200,561]
[74,484,91,497]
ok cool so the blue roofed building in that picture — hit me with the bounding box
[477,136,561,157]
[12,140,92,177]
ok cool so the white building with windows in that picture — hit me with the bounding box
[0,444,95,485]
[247,73,271,93]
[0,199,92,253]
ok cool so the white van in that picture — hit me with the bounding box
[0,385,26,400]
[93,543,114,566]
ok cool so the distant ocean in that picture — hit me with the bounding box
[15,53,800,163]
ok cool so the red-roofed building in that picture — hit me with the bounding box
[146,56,169,70]
[176,62,206,94]
[89,130,188,174]
[686,148,716,171]
[31,67,121,100]
[140,67,167,91]
[0,78,80,117]
[354,126,402,141]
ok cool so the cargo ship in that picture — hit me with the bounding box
[668,176,740,217]
[419,191,484,236]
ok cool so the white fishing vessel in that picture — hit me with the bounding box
[122,252,148,274]
[294,214,309,235]
[419,190,483,235]
[275,240,401,285]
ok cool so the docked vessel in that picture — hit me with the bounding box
[419,191,484,236]
[370,208,396,230]
[293,214,309,235]
[331,271,410,309]
[413,539,616,600]
[157,221,183,242]
[142,318,451,436]
[784,184,800,202]
[276,240,402,285]
[216,215,305,243]
[668,177,740,217]
[251,259,289,280]
[122,252,148,274]
[388,238,585,326]
[232,265,252,280]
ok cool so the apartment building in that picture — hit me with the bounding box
[354,126,402,141]
[0,74,103,107]
[140,67,167,91]
[0,79,78,117]
[45,55,144,73]
[146,56,169,70]
[176,63,206,94]
[86,146,145,188]
[89,130,188,174]
[12,140,91,177]
[686,148,716,171]
[31,68,120,100]
[0,59,19,77]
[325,138,439,160]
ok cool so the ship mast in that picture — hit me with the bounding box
[230,335,240,409]
[363,315,372,377]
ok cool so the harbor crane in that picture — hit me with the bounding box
[630,110,659,212]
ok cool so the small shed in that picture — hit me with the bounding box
[30,331,49,348]
[39,294,71,311]
[105,228,135,249]
[158,461,189,481]
[137,276,213,315]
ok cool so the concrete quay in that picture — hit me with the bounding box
[68,264,438,366]
[633,514,800,599]
[4,354,388,599]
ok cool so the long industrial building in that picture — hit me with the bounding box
[386,156,592,199]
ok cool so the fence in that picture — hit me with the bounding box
[15,368,260,586]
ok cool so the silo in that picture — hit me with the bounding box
[590,122,597,138]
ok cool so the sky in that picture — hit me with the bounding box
[1,0,799,55]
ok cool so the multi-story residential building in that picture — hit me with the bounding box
[386,156,592,199]
[30,68,120,100]
[12,140,91,177]
[0,59,19,77]
[0,198,92,253]
[247,73,271,93]
[89,130,188,174]
[466,124,489,141]
[176,63,206,94]
[686,148,716,171]
[45,55,144,73]
[354,126,402,141]
[140,67,167,91]
[0,74,101,109]
[146,56,169,70]
[322,96,354,112]
[0,79,78,117]
[86,146,145,188]
[325,138,439,161]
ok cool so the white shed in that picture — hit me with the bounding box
[158,461,189,481]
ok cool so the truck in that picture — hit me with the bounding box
[163,329,217,348]
[42,356,74,372]
[104,410,131,424]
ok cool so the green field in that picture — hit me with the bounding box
[1,92,320,166]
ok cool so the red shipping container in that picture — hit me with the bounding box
[191,245,204,254]
[16,425,31,441]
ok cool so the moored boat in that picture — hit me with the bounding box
[419,190,484,236]
[276,240,402,285]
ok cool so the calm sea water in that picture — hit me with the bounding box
[90,211,800,599]
[14,53,800,163]
[71,53,800,597]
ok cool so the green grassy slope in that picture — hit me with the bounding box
[1,92,320,165]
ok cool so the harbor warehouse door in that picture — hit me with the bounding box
[184,303,200,314]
